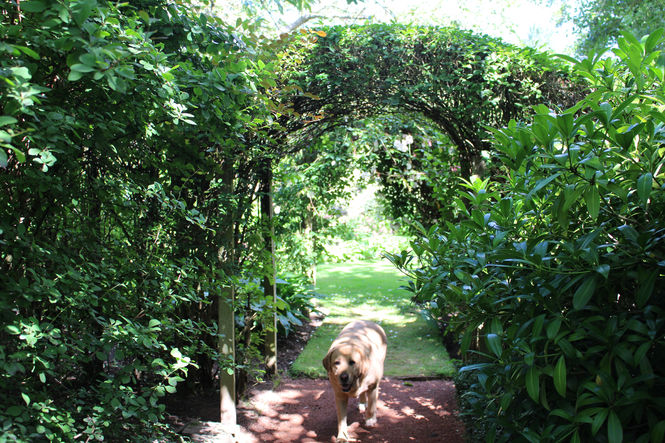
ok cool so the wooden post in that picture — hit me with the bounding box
[218,285,236,424]
[218,166,236,426]
[260,159,278,375]
[304,214,316,285]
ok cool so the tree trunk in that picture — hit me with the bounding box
[260,158,278,375]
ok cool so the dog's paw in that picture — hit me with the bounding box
[365,417,377,427]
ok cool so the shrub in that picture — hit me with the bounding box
[390,30,665,442]
[276,275,319,336]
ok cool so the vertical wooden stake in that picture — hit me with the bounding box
[219,165,236,426]
[304,214,316,285]
[261,159,277,375]
[219,285,236,424]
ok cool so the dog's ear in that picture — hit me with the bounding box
[322,349,333,371]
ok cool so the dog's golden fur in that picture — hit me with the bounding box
[323,320,387,442]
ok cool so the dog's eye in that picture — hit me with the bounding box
[334,360,341,366]
[349,360,355,366]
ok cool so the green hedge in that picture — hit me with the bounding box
[1,0,275,439]
[390,30,665,442]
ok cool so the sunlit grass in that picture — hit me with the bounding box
[290,260,455,378]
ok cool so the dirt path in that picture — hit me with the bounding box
[175,312,465,442]
[175,376,465,442]
[236,377,465,442]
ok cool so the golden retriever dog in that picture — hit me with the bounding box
[323,320,387,442]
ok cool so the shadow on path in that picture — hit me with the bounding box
[236,377,465,442]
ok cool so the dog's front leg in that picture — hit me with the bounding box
[364,385,379,427]
[335,393,351,442]
[358,391,367,413]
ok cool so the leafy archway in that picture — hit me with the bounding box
[278,24,582,179]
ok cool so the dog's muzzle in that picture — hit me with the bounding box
[340,373,352,392]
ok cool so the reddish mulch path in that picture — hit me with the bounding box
[172,312,465,442]
[237,376,465,442]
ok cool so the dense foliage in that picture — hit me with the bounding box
[350,114,460,227]
[273,114,451,274]
[279,24,582,179]
[390,30,665,442]
[3,0,636,439]
[273,130,358,278]
[0,0,304,439]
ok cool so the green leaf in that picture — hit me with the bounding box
[573,276,596,310]
[21,392,30,406]
[636,268,658,307]
[10,66,31,80]
[633,342,651,366]
[68,70,84,82]
[16,46,40,60]
[6,406,23,417]
[644,28,664,52]
[459,362,493,372]
[70,63,95,73]
[0,116,18,127]
[546,318,562,340]
[72,0,97,26]
[486,333,502,358]
[138,10,150,22]
[592,408,609,435]
[637,172,653,206]
[651,420,665,443]
[584,186,600,220]
[555,111,575,139]
[20,0,47,12]
[0,130,11,143]
[79,52,97,66]
[460,324,477,353]
[607,410,623,443]
[527,173,560,201]
[553,355,566,397]
[618,224,639,243]
[571,430,581,443]
[526,367,540,402]
[595,264,610,279]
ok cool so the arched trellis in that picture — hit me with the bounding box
[220,24,583,428]
[277,24,582,179]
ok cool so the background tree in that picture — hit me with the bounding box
[543,0,665,56]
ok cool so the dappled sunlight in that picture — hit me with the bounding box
[291,260,454,378]
[237,378,465,443]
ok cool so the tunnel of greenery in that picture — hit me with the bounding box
[1,1,663,441]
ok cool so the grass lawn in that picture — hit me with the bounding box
[290,260,455,378]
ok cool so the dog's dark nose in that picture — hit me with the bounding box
[340,373,349,382]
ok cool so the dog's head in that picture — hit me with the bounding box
[323,344,366,393]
